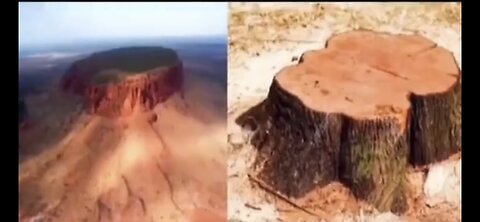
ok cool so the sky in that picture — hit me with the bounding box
[19,2,228,48]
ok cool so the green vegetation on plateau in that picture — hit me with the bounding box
[74,47,179,85]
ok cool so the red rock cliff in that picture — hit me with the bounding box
[60,47,183,117]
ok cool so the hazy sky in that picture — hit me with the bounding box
[19,2,227,48]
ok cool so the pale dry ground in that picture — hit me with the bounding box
[19,73,227,222]
[228,2,461,222]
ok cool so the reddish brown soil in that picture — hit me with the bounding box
[60,47,184,118]
[84,65,183,117]
[19,74,226,222]
[277,152,461,221]
[190,208,226,222]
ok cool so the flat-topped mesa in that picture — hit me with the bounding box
[61,47,184,117]
[237,30,461,213]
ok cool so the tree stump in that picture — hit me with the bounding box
[236,30,461,213]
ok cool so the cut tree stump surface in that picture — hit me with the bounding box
[237,30,461,214]
[278,30,458,127]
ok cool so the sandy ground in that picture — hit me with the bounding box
[19,72,227,222]
[228,2,461,222]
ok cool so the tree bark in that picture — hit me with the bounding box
[236,30,461,213]
[410,79,461,165]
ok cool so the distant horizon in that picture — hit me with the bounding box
[19,34,227,50]
[19,2,228,49]
[19,35,227,59]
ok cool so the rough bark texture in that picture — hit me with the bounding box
[236,30,461,213]
[339,115,409,213]
[246,80,343,198]
[410,79,461,165]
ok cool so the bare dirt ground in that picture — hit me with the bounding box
[228,2,461,222]
[19,72,227,222]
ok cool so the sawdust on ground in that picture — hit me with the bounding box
[227,2,461,222]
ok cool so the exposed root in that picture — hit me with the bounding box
[245,203,262,210]
[248,173,331,220]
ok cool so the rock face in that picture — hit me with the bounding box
[237,31,461,213]
[61,47,183,117]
